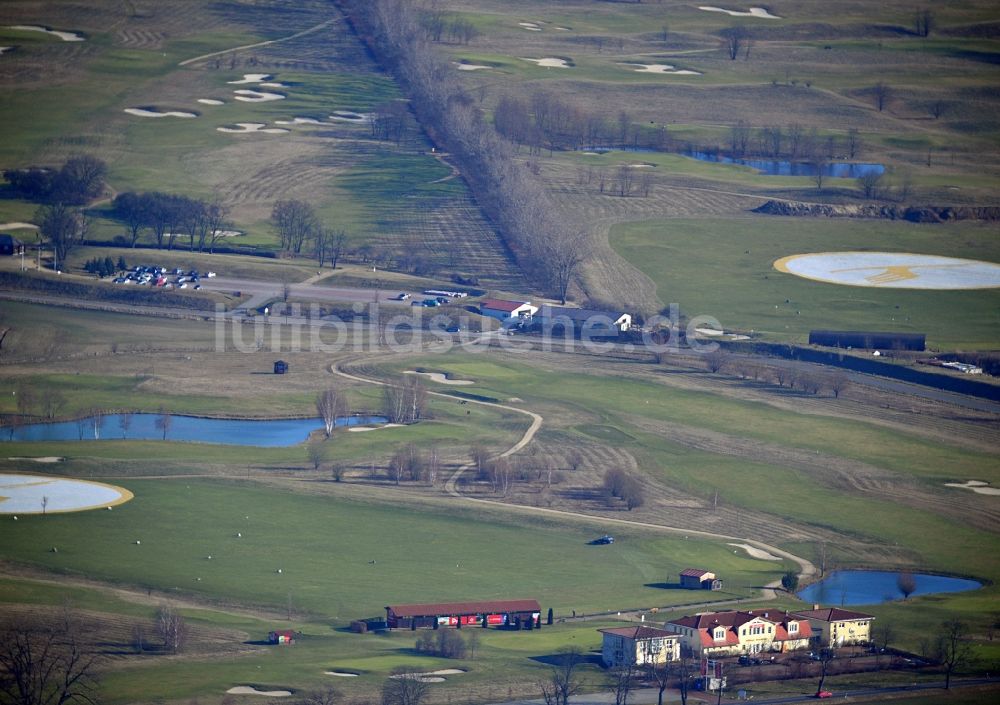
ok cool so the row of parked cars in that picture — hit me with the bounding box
[112,266,216,289]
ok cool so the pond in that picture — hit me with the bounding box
[1,413,388,447]
[682,151,885,178]
[797,570,982,606]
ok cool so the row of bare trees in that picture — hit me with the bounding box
[112,191,231,253]
[271,199,348,266]
[340,0,592,303]
[725,123,862,162]
[603,467,645,510]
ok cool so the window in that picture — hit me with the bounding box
[714,628,726,641]
[789,622,798,634]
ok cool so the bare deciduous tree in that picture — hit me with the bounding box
[897,571,917,600]
[0,619,101,705]
[156,604,188,654]
[271,199,317,254]
[34,202,88,269]
[316,388,348,437]
[381,668,429,705]
[935,619,974,689]
[307,439,329,470]
[154,408,172,440]
[544,231,592,305]
[872,82,892,112]
[539,647,583,705]
[721,25,749,60]
[914,9,934,37]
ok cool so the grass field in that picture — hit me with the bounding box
[609,216,1000,347]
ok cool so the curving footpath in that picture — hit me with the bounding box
[330,359,815,596]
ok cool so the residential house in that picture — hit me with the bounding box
[479,298,538,323]
[679,568,722,591]
[599,626,681,668]
[791,606,874,647]
[665,610,811,657]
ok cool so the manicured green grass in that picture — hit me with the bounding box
[0,478,780,620]
[609,217,1000,347]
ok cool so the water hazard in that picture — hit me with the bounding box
[797,570,981,606]
[2,414,388,447]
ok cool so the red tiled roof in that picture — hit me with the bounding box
[599,626,677,640]
[386,599,540,618]
[480,299,529,312]
[791,607,875,623]
[270,629,295,638]
[679,568,713,578]
[668,610,811,646]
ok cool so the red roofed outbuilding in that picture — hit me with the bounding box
[599,626,681,667]
[679,568,722,590]
[479,299,538,322]
[386,599,541,630]
[268,629,296,645]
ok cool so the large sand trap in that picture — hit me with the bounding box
[8,25,85,41]
[775,252,1000,290]
[198,98,225,105]
[699,6,781,19]
[275,117,325,125]
[225,686,291,697]
[329,111,369,122]
[228,73,272,84]
[233,89,286,102]
[7,457,64,463]
[391,669,465,682]
[125,108,197,118]
[623,63,701,75]
[0,473,132,514]
[217,123,289,134]
[945,480,1000,496]
[325,671,359,677]
[404,371,474,385]
[521,57,571,68]
[348,423,403,433]
[519,22,542,31]
[0,222,38,230]
[728,543,782,560]
[455,63,492,71]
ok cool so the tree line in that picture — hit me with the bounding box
[339,0,592,304]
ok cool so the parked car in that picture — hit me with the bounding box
[816,692,833,699]
[422,299,440,307]
[445,325,461,334]
[395,293,410,301]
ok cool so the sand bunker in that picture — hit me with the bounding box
[275,117,325,125]
[728,543,782,561]
[233,89,285,102]
[228,73,272,84]
[775,252,1000,290]
[329,111,369,122]
[455,63,492,71]
[259,82,286,88]
[945,480,1000,496]
[699,6,781,19]
[521,57,571,68]
[0,222,38,230]
[0,473,133,514]
[519,22,542,31]
[391,669,465,682]
[404,371,474,385]
[627,163,654,168]
[348,423,403,433]
[623,63,701,75]
[325,671,359,677]
[8,25,85,41]
[125,108,198,118]
[217,123,289,134]
[225,686,291,697]
[7,457,64,463]
[198,98,225,105]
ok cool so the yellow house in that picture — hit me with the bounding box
[791,607,874,647]
[665,610,812,657]
[599,626,681,668]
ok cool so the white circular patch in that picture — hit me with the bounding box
[774,252,1000,290]
[0,474,133,513]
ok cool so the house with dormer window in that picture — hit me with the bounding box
[665,609,811,657]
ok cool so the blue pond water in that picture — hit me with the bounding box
[683,151,885,178]
[797,570,981,606]
[1,413,388,447]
